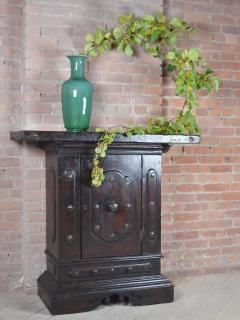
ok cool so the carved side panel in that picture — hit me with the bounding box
[142,155,161,255]
[46,153,58,260]
[59,155,81,262]
[49,166,56,243]
[146,169,158,241]
[81,155,141,258]
[63,168,76,245]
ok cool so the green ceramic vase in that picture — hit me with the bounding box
[61,55,93,132]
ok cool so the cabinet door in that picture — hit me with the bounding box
[81,155,141,258]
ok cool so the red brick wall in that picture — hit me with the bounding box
[1,0,240,291]
[161,0,240,276]
[0,0,23,291]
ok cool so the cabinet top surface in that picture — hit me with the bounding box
[10,130,200,145]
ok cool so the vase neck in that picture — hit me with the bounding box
[68,55,87,80]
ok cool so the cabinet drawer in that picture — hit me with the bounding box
[66,262,153,279]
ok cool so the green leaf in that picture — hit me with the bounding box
[95,147,102,154]
[170,17,183,28]
[105,32,111,39]
[133,19,144,30]
[150,31,159,42]
[188,48,200,61]
[84,43,93,54]
[99,151,106,158]
[85,33,94,42]
[117,41,125,52]
[167,63,176,72]
[143,42,150,50]
[166,51,175,60]
[124,44,133,56]
[127,14,135,22]
[133,36,142,45]
[143,15,155,22]
[206,68,213,75]
[113,27,122,39]
[149,47,158,57]
[156,13,166,23]
[95,29,105,43]
[95,128,104,133]
[126,131,132,138]
[119,15,127,25]
[98,46,106,54]
[213,77,220,92]
[184,61,191,68]
[168,35,177,46]
[88,49,98,57]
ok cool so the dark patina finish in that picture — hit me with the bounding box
[10,131,200,315]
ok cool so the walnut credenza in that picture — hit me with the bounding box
[10,131,200,315]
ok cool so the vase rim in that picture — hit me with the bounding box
[67,54,88,58]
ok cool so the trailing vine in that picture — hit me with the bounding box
[84,13,220,187]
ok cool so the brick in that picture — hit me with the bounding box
[221,192,240,201]
[40,26,73,37]
[134,105,148,115]
[196,193,222,201]
[102,105,118,115]
[123,85,148,94]
[173,231,199,240]
[173,213,199,222]
[172,156,197,164]
[96,94,131,105]
[176,184,202,193]
[211,15,236,26]
[103,73,133,83]
[0,222,21,231]
[134,74,161,84]
[199,156,224,164]
[148,86,162,95]
[209,165,232,173]
[0,199,22,210]
[223,26,240,35]
[134,95,162,105]
[24,103,52,113]
[96,83,123,94]
[24,190,45,201]
[0,180,13,189]
[0,5,22,16]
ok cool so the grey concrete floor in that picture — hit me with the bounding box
[0,271,240,320]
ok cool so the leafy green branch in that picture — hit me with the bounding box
[84,13,220,187]
[166,48,220,111]
[91,114,199,187]
[84,13,195,58]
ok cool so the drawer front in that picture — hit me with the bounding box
[67,263,152,279]
[81,155,141,258]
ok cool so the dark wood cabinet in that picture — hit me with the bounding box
[10,131,200,315]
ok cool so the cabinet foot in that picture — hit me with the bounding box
[38,271,174,315]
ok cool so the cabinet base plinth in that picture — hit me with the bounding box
[38,271,174,315]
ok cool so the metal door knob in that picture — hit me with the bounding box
[106,201,119,213]
[64,170,74,182]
